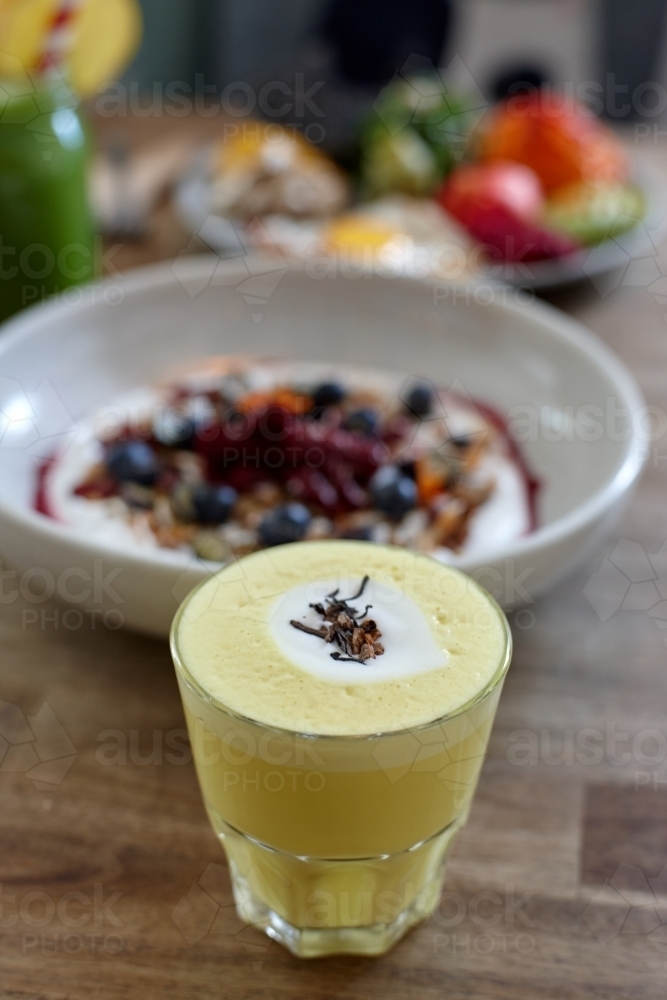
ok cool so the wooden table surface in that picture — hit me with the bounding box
[2,116,667,999]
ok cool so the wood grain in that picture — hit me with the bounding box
[1,119,667,999]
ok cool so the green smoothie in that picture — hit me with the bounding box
[0,77,95,322]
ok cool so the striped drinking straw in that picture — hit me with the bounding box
[35,0,82,76]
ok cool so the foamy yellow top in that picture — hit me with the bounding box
[173,541,510,736]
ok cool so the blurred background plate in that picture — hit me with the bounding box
[174,147,256,257]
[175,149,667,293]
[493,159,667,291]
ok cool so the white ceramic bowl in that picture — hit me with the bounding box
[0,258,645,636]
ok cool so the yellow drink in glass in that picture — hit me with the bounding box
[171,541,511,957]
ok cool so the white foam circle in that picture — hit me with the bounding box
[269,577,449,685]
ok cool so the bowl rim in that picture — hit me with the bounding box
[0,256,647,572]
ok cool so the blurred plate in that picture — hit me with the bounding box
[176,149,270,256]
[492,161,667,291]
[175,149,667,291]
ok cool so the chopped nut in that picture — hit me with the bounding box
[120,482,155,510]
[307,516,334,540]
[435,498,466,536]
[290,576,385,664]
[172,451,206,485]
[153,496,175,528]
[170,483,196,521]
[361,619,381,642]
[351,627,366,654]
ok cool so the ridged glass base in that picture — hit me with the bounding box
[211,810,460,957]
[230,859,444,957]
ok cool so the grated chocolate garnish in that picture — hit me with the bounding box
[289,575,385,663]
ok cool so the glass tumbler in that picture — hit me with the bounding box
[170,581,511,958]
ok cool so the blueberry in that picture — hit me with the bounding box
[192,483,238,525]
[312,382,345,409]
[258,503,312,547]
[369,465,418,520]
[343,407,378,436]
[405,383,434,418]
[106,441,159,486]
[154,407,195,449]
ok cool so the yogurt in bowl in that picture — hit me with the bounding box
[36,356,537,566]
[0,259,645,635]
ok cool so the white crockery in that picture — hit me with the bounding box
[0,258,645,636]
[176,151,667,294]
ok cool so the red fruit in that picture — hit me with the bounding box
[193,402,385,513]
[438,161,544,230]
[326,459,369,509]
[478,91,629,193]
[226,466,268,493]
[287,469,339,510]
[461,202,579,262]
[73,475,119,500]
[438,161,579,261]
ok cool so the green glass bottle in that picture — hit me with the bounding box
[0,76,95,322]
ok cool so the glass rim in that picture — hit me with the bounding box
[169,543,513,743]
